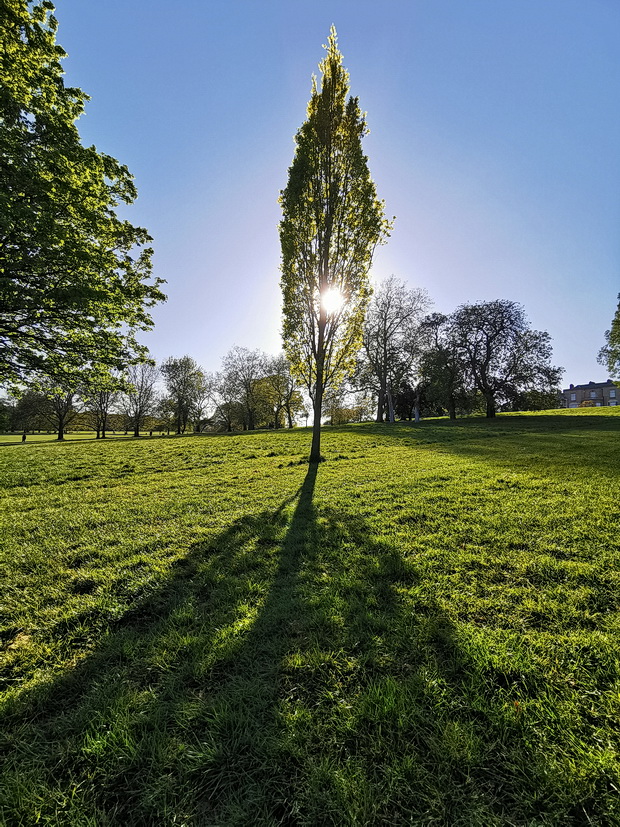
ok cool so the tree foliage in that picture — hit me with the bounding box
[0,1,165,387]
[259,354,304,429]
[451,300,562,417]
[11,388,47,432]
[221,347,267,431]
[83,388,118,438]
[279,27,391,460]
[212,350,304,432]
[598,294,620,381]
[418,313,470,420]
[119,363,159,437]
[160,356,209,434]
[14,382,80,439]
[360,276,430,422]
[212,370,243,432]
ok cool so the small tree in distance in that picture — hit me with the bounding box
[121,363,159,437]
[36,383,81,440]
[279,27,392,462]
[419,313,470,420]
[221,347,266,431]
[598,294,620,381]
[261,354,304,428]
[359,276,431,422]
[83,388,118,438]
[160,356,207,434]
[452,300,562,418]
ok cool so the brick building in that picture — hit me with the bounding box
[561,380,618,408]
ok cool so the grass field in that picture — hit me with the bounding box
[1,409,619,825]
[0,431,154,446]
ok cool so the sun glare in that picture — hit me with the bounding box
[321,287,345,316]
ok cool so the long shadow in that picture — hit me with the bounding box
[353,414,620,480]
[0,467,319,824]
[0,436,131,448]
[2,462,617,824]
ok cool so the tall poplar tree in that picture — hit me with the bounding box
[279,28,391,462]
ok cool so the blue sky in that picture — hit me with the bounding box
[57,0,619,385]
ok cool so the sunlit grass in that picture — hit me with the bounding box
[1,410,619,824]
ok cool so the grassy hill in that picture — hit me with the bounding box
[1,410,619,825]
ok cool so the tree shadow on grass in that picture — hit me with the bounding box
[1,464,618,825]
[362,414,620,481]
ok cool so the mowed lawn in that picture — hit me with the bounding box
[1,410,619,826]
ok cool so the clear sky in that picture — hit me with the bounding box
[57,0,619,386]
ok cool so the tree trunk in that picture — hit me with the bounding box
[485,395,496,418]
[386,382,395,423]
[375,379,386,422]
[448,396,456,420]
[310,350,325,460]
[310,384,323,462]
[310,309,327,462]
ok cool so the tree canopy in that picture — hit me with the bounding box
[160,355,209,434]
[451,300,562,417]
[279,27,391,461]
[418,313,470,420]
[0,0,165,387]
[598,295,620,381]
[359,276,430,422]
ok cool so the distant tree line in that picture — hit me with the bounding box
[0,348,306,439]
[1,280,565,439]
[353,278,563,422]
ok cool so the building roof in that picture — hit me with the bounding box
[562,380,614,392]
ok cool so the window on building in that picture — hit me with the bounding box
[610,389,616,399]
[570,393,576,401]
[610,401,617,406]
[590,391,597,399]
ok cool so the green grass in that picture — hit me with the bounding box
[0,431,154,446]
[1,410,620,825]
